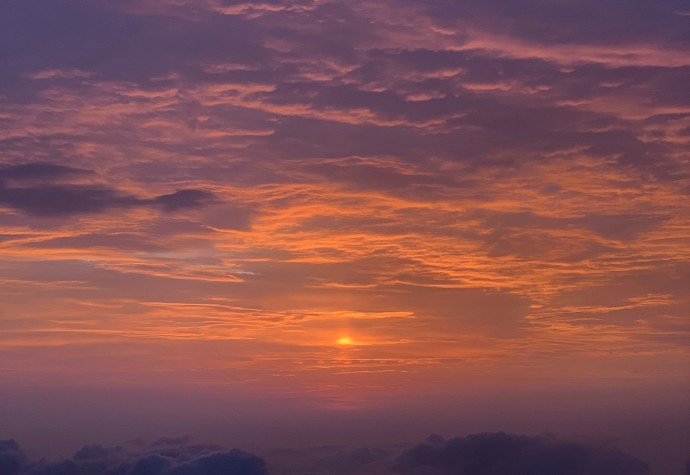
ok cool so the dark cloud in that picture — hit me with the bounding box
[72,444,116,461]
[317,447,393,474]
[0,163,217,217]
[6,439,267,475]
[392,432,650,475]
[0,163,91,183]
[0,440,26,475]
[22,460,78,475]
[169,451,268,475]
[128,454,174,475]
[0,433,662,475]
[0,184,144,216]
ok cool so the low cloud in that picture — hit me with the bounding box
[0,433,655,475]
[392,432,649,475]
[0,439,26,475]
[72,444,116,461]
[6,438,267,475]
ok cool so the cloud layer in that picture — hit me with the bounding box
[0,434,658,475]
[2,438,267,475]
[393,433,649,475]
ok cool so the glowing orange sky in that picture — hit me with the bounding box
[0,0,688,465]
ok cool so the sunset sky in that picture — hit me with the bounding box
[0,0,689,473]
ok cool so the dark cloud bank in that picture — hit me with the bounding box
[1,433,673,475]
[0,162,215,217]
[0,438,267,475]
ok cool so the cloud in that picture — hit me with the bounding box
[0,440,26,475]
[0,163,91,183]
[3,434,657,475]
[392,433,650,475]
[0,183,145,217]
[128,454,174,475]
[169,451,268,475]
[72,444,117,461]
[0,162,216,217]
[21,460,78,475]
[8,439,267,475]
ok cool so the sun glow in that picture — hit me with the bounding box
[336,336,355,346]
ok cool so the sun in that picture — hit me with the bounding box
[336,336,355,346]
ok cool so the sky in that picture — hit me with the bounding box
[0,0,689,473]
